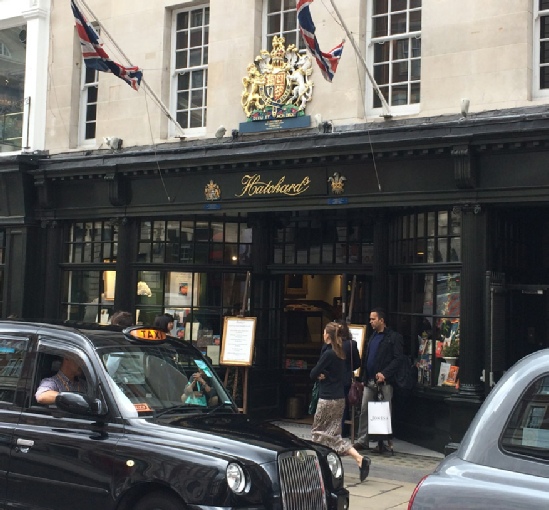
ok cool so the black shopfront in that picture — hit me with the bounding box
[4,108,549,452]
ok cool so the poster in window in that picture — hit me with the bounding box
[220,317,256,366]
[166,272,198,307]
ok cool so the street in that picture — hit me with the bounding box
[274,420,443,509]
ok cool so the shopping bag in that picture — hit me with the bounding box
[308,381,320,415]
[367,400,392,435]
[347,380,364,406]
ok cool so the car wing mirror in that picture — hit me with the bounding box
[56,392,108,417]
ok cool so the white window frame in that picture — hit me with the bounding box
[262,0,305,52]
[170,5,209,138]
[78,63,99,147]
[533,1,549,98]
[366,0,421,117]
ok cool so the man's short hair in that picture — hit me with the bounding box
[370,307,387,322]
[111,311,134,327]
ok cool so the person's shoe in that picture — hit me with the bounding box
[359,456,371,482]
[352,442,368,451]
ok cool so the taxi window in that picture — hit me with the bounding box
[501,374,549,460]
[0,337,27,404]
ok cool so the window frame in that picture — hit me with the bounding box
[170,5,209,138]
[263,0,305,53]
[534,1,549,98]
[366,0,421,116]
[78,65,99,145]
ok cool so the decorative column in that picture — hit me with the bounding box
[114,218,135,314]
[372,214,389,309]
[446,204,486,443]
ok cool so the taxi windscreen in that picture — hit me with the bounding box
[98,342,231,416]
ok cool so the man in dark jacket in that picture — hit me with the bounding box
[353,307,403,452]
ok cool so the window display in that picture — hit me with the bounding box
[389,209,461,389]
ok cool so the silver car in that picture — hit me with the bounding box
[409,349,549,510]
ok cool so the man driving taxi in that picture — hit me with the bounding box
[35,357,88,405]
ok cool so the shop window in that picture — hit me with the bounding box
[391,271,460,389]
[389,209,461,390]
[172,5,209,134]
[272,211,373,265]
[390,209,460,265]
[0,25,26,152]
[265,0,305,52]
[368,0,421,113]
[135,270,248,366]
[61,222,117,323]
[61,269,114,323]
[138,216,251,266]
[66,221,118,263]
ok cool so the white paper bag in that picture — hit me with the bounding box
[368,401,392,435]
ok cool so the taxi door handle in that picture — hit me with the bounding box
[16,438,34,453]
[17,439,34,447]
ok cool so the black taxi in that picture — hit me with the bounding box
[0,321,349,510]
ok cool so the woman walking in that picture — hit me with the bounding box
[310,321,371,482]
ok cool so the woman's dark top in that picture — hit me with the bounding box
[310,346,345,400]
[321,338,360,386]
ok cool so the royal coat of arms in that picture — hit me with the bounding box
[241,36,314,121]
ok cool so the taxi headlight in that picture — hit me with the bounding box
[326,452,343,479]
[226,462,247,494]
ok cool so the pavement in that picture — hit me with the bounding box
[272,419,444,510]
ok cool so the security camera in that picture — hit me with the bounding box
[104,137,123,150]
[460,98,470,117]
[215,126,226,139]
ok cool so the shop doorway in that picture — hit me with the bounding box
[487,276,549,392]
[281,273,371,417]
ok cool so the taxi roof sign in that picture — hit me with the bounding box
[124,327,167,342]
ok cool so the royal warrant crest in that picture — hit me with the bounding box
[241,36,314,121]
[204,180,221,201]
[328,172,346,194]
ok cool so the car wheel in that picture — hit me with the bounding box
[134,492,184,510]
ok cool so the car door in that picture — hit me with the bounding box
[7,339,124,510]
[0,334,30,510]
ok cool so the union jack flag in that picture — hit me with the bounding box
[297,0,344,82]
[71,0,143,91]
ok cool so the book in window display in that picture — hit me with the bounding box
[438,362,451,386]
[443,365,459,387]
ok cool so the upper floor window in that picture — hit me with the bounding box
[0,26,26,152]
[265,0,305,51]
[79,65,99,143]
[369,0,421,113]
[172,6,209,134]
[535,1,549,97]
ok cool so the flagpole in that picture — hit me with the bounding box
[327,0,392,118]
[78,0,186,137]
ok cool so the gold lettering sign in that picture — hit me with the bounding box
[235,174,311,197]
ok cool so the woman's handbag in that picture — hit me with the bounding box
[348,380,364,406]
[347,339,364,406]
[308,381,320,415]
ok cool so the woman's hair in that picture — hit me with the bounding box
[338,320,352,341]
[154,313,174,333]
[325,321,345,359]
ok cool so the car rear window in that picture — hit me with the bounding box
[501,374,549,460]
